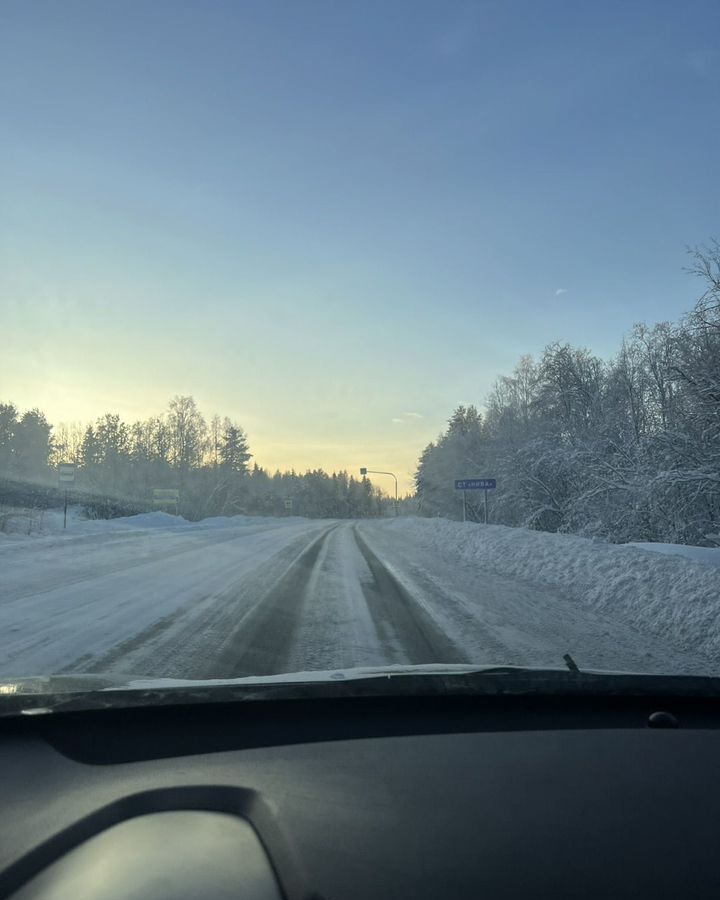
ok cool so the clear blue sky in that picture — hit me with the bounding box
[2,0,719,490]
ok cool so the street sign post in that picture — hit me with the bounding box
[454,478,496,524]
[58,463,76,484]
[454,479,496,490]
[152,488,180,515]
[57,463,76,529]
[284,498,293,511]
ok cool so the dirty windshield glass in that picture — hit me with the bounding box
[2,0,720,691]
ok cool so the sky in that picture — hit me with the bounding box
[1,0,719,492]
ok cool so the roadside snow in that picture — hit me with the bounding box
[628,542,720,569]
[0,513,327,677]
[2,510,717,680]
[0,507,308,547]
[378,518,720,661]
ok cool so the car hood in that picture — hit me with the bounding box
[1,664,719,716]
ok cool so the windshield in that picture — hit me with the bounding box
[2,0,720,695]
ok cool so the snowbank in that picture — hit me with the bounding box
[0,507,310,546]
[628,542,720,569]
[0,506,179,540]
[387,518,720,661]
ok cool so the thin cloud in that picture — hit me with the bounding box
[403,412,423,419]
[555,288,568,296]
[391,418,404,424]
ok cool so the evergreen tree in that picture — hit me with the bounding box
[0,403,18,473]
[13,409,52,479]
[219,421,252,474]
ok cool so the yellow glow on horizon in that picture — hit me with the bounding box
[251,439,417,495]
[3,379,420,494]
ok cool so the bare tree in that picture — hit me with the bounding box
[167,396,207,493]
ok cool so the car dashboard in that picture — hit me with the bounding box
[1,687,719,899]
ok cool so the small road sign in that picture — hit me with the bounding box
[152,488,180,515]
[58,463,76,485]
[455,479,496,490]
[284,499,293,510]
[152,489,180,501]
[359,467,368,475]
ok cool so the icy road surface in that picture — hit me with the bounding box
[0,514,715,679]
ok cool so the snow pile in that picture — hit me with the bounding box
[0,508,45,538]
[0,508,310,544]
[387,518,720,660]
[628,542,720,569]
[0,507,185,542]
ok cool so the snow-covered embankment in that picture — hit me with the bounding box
[381,518,720,661]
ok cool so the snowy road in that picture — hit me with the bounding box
[0,515,711,679]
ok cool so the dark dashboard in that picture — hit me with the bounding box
[1,682,719,899]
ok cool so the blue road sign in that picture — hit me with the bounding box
[455,479,496,490]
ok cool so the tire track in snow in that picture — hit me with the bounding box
[352,526,468,666]
[117,521,468,678]
[0,521,328,678]
[1,523,288,605]
[201,523,343,677]
[44,520,471,680]
[280,524,391,672]
[74,523,335,679]
[218,522,466,676]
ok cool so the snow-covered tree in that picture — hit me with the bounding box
[415,243,720,544]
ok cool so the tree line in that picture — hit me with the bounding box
[0,395,389,520]
[416,242,720,546]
